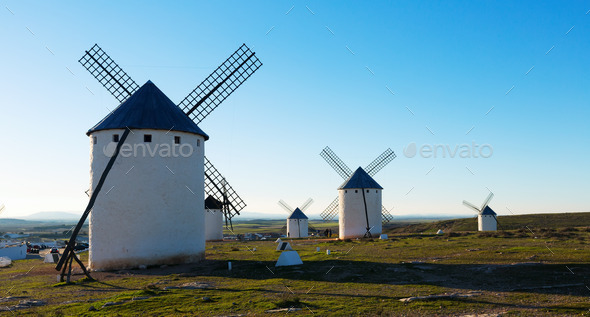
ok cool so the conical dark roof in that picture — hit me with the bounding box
[481,206,496,215]
[87,80,209,139]
[338,167,383,190]
[205,196,223,210]
[288,208,308,219]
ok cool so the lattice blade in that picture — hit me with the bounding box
[79,44,139,103]
[204,157,246,224]
[278,200,293,213]
[300,198,314,211]
[179,44,262,124]
[481,192,494,210]
[320,146,352,180]
[365,148,396,177]
[320,197,339,222]
[381,205,393,223]
[463,200,480,213]
[0,203,5,214]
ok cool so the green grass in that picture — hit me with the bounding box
[387,212,590,233]
[1,228,590,316]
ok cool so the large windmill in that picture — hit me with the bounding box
[79,44,260,229]
[56,44,261,280]
[319,146,396,223]
[278,198,315,238]
[463,192,498,231]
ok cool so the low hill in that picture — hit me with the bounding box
[387,212,590,233]
[22,212,81,221]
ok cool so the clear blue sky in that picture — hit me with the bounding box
[0,1,588,219]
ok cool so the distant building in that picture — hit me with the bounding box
[205,196,224,241]
[479,206,497,231]
[287,208,309,238]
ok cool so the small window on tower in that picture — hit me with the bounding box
[197,139,201,147]
[366,190,369,193]
[144,134,152,142]
[174,136,181,144]
[376,190,378,193]
[112,134,119,142]
[355,190,358,193]
[92,136,97,144]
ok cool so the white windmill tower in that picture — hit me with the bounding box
[278,199,313,238]
[319,147,396,239]
[205,195,224,241]
[338,167,384,239]
[463,192,498,231]
[56,44,261,278]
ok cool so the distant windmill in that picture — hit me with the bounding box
[463,192,498,231]
[319,146,396,223]
[278,199,314,238]
[0,203,5,215]
[56,43,261,279]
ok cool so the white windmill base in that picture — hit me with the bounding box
[205,209,224,241]
[478,214,497,231]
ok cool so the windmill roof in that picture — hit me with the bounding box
[338,167,383,190]
[481,206,496,215]
[205,196,223,210]
[87,80,209,139]
[288,208,308,219]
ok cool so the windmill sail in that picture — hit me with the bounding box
[204,157,246,229]
[179,44,262,124]
[79,44,139,102]
[278,200,294,213]
[462,200,481,213]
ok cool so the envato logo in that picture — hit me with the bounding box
[103,143,194,158]
[403,142,493,159]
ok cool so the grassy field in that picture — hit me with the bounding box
[224,219,338,235]
[387,212,590,233]
[1,224,589,316]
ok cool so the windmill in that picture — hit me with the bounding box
[56,43,261,280]
[0,203,5,215]
[278,199,315,238]
[80,43,260,229]
[319,146,396,223]
[463,192,498,231]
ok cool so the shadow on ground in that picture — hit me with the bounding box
[107,259,590,297]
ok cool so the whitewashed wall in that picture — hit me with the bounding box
[0,244,27,260]
[88,129,205,271]
[338,188,382,239]
[478,214,497,231]
[205,209,223,241]
[287,218,308,238]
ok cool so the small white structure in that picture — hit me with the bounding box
[44,253,60,263]
[275,251,303,267]
[0,243,26,261]
[338,167,383,239]
[379,234,388,240]
[287,208,309,238]
[87,81,209,271]
[479,207,497,231]
[0,257,11,268]
[276,241,293,251]
[205,196,224,241]
[436,229,444,235]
